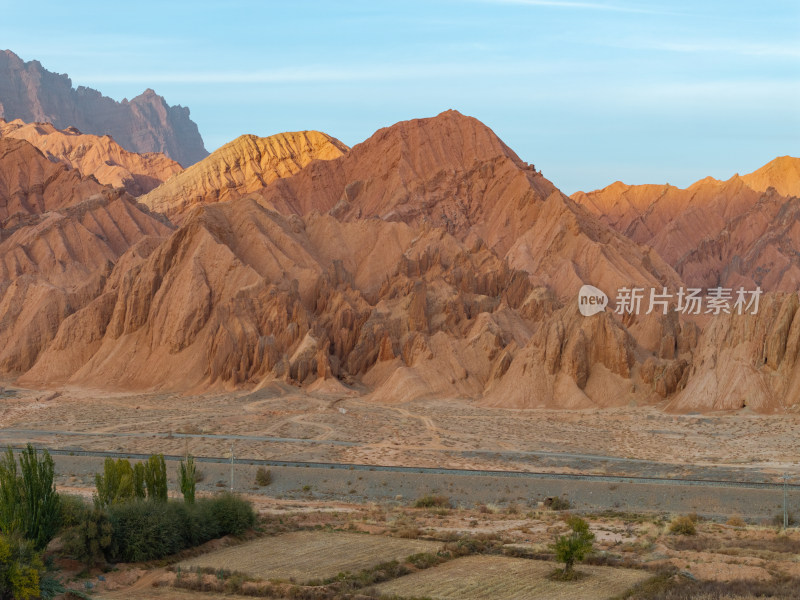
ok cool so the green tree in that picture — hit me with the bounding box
[0,449,22,538]
[0,534,44,600]
[145,454,168,502]
[0,446,60,550]
[94,458,135,507]
[551,515,595,577]
[179,455,196,504]
[133,462,146,499]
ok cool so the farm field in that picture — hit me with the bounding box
[178,531,441,582]
[375,555,650,600]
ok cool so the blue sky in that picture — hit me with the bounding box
[2,0,798,193]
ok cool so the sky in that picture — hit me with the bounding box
[2,0,798,194]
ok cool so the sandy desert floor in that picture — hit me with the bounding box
[1,381,798,479]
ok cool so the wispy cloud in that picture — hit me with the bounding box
[72,61,561,85]
[474,0,675,15]
[606,38,800,59]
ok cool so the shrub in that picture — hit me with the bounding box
[0,534,44,600]
[669,515,697,536]
[62,506,113,567]
[58,494,89,530]
[0,445,60,550]
[206,493,256,537]
[254,467,272,487]
[107,494,256,562]
[406,552,442,569]
[726,515,746,527]
[414,494,451,509]
[772,512,797,527]
[108,500,186,562]
[547,496,571,511]
[551,515,595,576]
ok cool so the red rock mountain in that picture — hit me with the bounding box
[140,131,348,222]
[0,50,208,167]
[0,137,106,225]
[0,118,182,196]
[2,109,799,413]
[258,111,681,299]
[572,159,800,291]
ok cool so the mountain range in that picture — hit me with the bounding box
[1,55,799,414]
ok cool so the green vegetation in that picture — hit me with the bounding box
[547,495,572,511]
[0,534,44,600]
[144,454,168,502]
[109,494,255,562]
[414,494,452,509]
[179,455,197,504]
[62,503,113,567]
[0,445,60,551]
[254,466,272,487]
[550,515,595,578]
[133,461,146,500]
[668,515,697,536]
[61,493,256,564]
[95,458,137,507]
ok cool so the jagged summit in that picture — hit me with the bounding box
[0,50,208,166]
[741,155,800,197]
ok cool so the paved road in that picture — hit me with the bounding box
[6,442,800,492]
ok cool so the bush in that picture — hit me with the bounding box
[0,445,60,550]
[547,496,571,511]
[206,493,256,537]
[669,515,697,536]
[551,515,595,576]
[107,494,256,563]
[406,552,442,569]
[0,534,44,600]
[58,494,90,530]
[772,512,797,527]
[726,515,746,527]
[254,467,272,487]
[108,500,187,562]
[414,494,451,509]
[62,506,113,567]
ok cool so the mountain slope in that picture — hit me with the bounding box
[140,131,348,222]
[0,50,208,166]
[257,110,682,299]
[0,118,182,195]
[741,156,800,197]
[572,158,800,290]
[0,189,172,375]
[0,137,106,225]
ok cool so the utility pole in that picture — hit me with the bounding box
[783,473,789,529]
[230,444,235,493]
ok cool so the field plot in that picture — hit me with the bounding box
[376,555,650,600]
[178,531,441,583]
